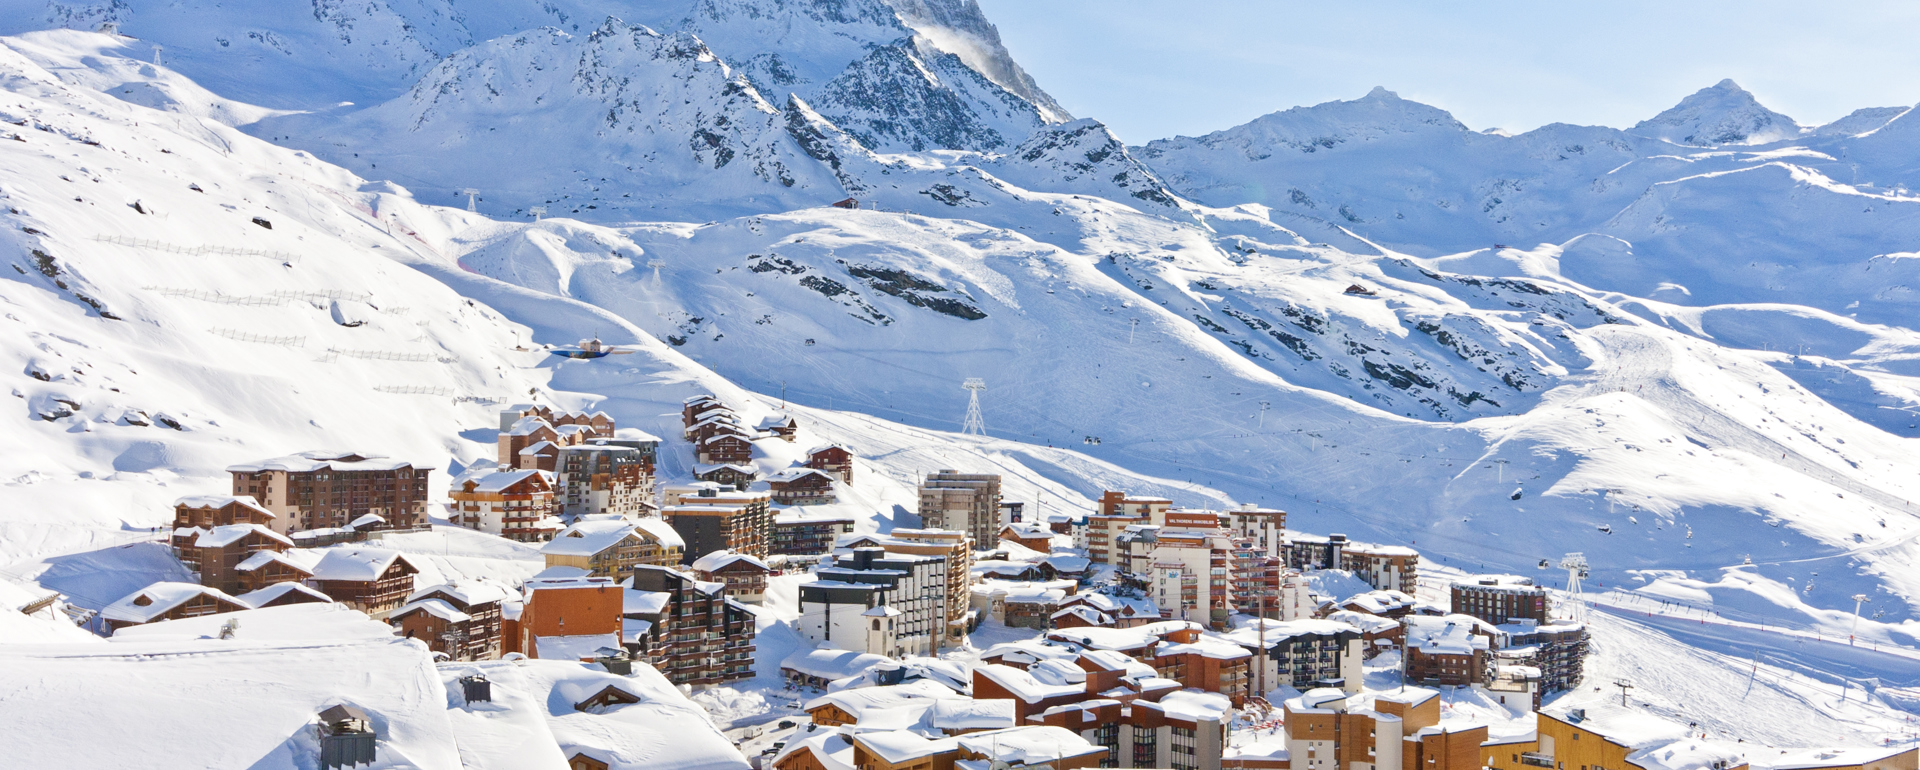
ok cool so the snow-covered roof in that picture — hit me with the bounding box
[1326,609,1400,633]
[1136,689,1233,722]
[955,726,1103,765]
[921,698,1013,729]
[236,582,333,608]
[624,590,670,616]
[1223,618,1362,649]
[226,450,418,473]
[1405,615,1493,655]
[1156,635,1251,660]
[632,517,685,549]
[348,513,387,530]
[806,443,852,456]
[505,415,555,436]
[1050,606,1112,626]
[768,467,835,484]
[457,468,548,494]
[775,509,857,524]
[853,731,961,765]
[804,679,959,720]
[101,582,244,624]
[1047,626,1157,651]
[690,550,770,573]
[308,548,413,582]
[773,732,857,770]
[407,580,510,607]
[392,598,472,623]
[237,548,323,574]
[542,519,645,557]
[973,663,1084,703]
[193,523,291,549]
[533,633,622,662]
[173,494,275,519]
[781,648,893,680]
[1042,555,1091,573]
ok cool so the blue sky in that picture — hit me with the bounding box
[974,0,1920,144]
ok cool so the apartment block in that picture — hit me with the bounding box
[917,471,1002,546]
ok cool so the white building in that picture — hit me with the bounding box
[797,547,946,657]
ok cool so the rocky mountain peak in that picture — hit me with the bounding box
[1632,78,1801,146]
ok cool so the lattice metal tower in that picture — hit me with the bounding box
[530,206,547,221]
[648,259,665,281]
[461,188,480,212]
[1560,552,1590,622]
[961,378,987,435]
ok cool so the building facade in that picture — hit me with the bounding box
[226,452,431,533]
[917,471,1003,546]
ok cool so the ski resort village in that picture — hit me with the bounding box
[8,1,1920,769]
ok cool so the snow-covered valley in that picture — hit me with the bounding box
[2,0,1920,761]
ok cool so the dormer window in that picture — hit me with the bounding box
[133,595,153,606]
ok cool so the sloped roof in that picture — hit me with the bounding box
[690,550,770,573]
[237,548,323,574]
[226,451,417,473]
[768,467,834,484]
[406,580,510,607]
[101,582,243,624]
[194,523,291,549]
[235,582,332,608]
[173,495,275,519]
[955,726,1103,764]
[781,648,892,680]
[391,598,471,623]
[308,548,413,582]
[632,517,685,550]
[542,519,642,557]
[458,468,550,494]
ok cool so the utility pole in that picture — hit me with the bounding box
[1257,594,1267,698]
[461,188,480,212]
[1851,594,1871,643]
[530,206,546,221]
[781,381,787,411]
[1128,318,1139,345]
[1494,459,1509,483]
[1257,401,1270,429]
[1614,679,1634,707]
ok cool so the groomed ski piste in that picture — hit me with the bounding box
[1,0,1920,763]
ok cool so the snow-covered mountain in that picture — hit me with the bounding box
[7,1,1920,748]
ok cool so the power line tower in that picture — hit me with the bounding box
[961,378,987,436]
[460,188,480,212]
[1560,552,1590,622]
[529,206,546,221]
[648,258,665,281]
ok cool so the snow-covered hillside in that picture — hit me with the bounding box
[5,0,1920,752]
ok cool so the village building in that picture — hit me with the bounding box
[1403,614,1496,687]
[997,523,1055,552]
[768,467,838,505]
[1325,609,1403,659]
[917,471,1003,547]
[971,580,1074,629]
[101,582,250,632]
[1148,629,1253,706]
[799,548,947,657]
[226,451,431,533]
[803,679,963,728]
[307,548,420,615]
[1452,574,1549,625]
[1284,687,1486,770]
[1482,711,1757,770]
[697,431,756,466]
[1056,592,1162,629]
[693,463,758,491]
[235,581,333,609]
[759,414,799,442]
[498,415,561,469]
[689,550,772,602]
[624,565,757,688]
[390,581,508,661]
[556,439,659,519]
[661,484,772,561]
[843,528,976,641]
[1223,618,1364,694]
[780,648,893,690]
[232,548,321,593]
[1340,589,1420,619]
[680,395,732,431]
[1227,504,1287,554]
[173,523,293,595]
[448,467,561,543]
[172,494,278,531]
[541,516,685,577]
[1283,533,1420,594]
[773,510,857,555]
[511,574,624,660]
[1497,618,1590,698]
[805,444,855,483]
